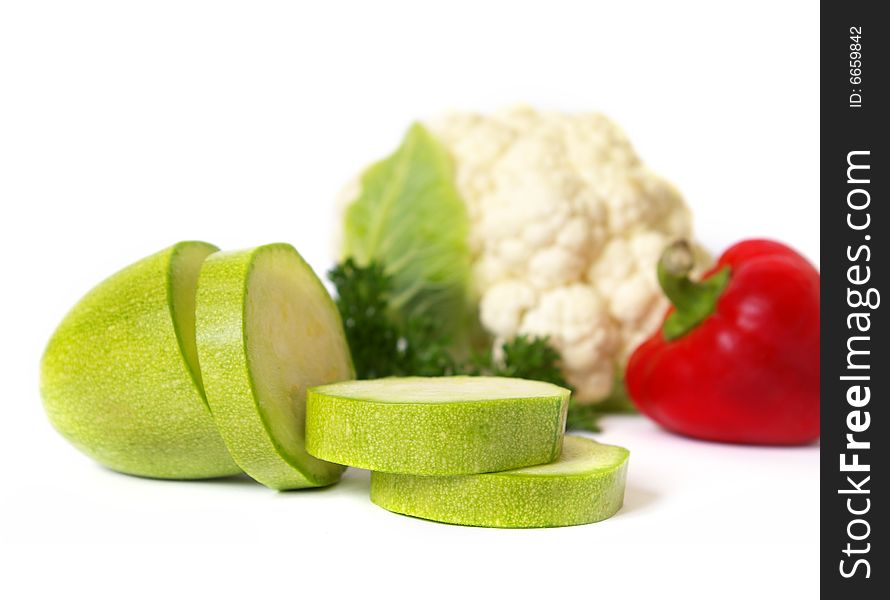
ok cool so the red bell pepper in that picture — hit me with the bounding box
[626,239,820,445]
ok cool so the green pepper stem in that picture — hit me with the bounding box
[657,240,730,341]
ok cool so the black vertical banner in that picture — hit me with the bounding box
[821,1,886,597]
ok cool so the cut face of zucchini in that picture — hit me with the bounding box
[196,243,354,490]
[370,435,629,528]
[305,376,570,475]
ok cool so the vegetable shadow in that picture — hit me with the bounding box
[619,484,659,515]
[97,466,259,487]
[102,465,375,493]
[277,467,371,495]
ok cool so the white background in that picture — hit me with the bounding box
[0,1,819,598]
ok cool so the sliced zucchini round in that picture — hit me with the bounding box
[370,435,629,528]
[306,376,570,475]
[196,243,353,490]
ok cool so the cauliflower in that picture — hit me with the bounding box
[427,107,708,404]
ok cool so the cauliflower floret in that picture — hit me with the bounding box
[479,280,537,338]
[518,284,618,400]
[428,106,708,404]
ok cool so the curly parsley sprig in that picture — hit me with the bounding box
[329,259,600,432]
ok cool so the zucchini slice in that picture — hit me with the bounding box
[306,376,570,475]
[196,243,353,490]
[371,435,629,528]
